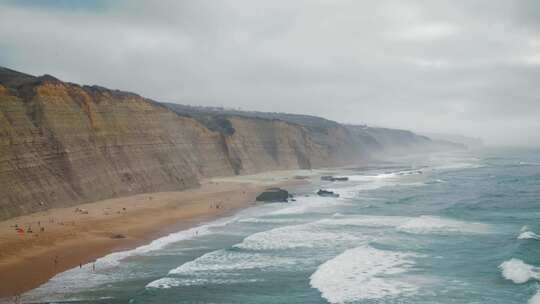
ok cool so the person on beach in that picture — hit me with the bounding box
[93,262,96,271]
[12,294,21,304]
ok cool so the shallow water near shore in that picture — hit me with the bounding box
[17,148,540,303]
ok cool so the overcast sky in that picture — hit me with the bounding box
[1,0,539,146]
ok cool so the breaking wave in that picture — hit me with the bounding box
[397,215,489,234]
[499,258,540,284]
[310,245,418,303]
[518,226,540,240]
[94,216,238,268]
[234,222,362,251]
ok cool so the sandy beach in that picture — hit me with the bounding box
[0,170,311,298]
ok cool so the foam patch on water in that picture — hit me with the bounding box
[268,196,347,216]
[431,162,482,171]
[234,222,363,251]
[529,290,540,304]
[147,277,182,289]
[499,259,540,284]
[331,170,427,200]
[146,277,261,289]
[518,226,540,240]
[147,250,292,290]
[346,170,423,182]
[310,245,418,303]
[21,268,118,301]
[329,183,388,199]
[95,216,238,268]
[397,216,489,234]
[169,250,297,274]
[317,215,411,228]
[519,231,540,240]
[238,217,300,224]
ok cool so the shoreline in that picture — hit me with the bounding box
[0,170,311,298]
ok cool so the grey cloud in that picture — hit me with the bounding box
[0,0,539,146]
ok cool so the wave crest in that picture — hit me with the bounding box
[310,245,418,303]
[499,258,540,284]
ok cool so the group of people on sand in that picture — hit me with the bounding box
[210,201,224,209]
[12,221,46,235]
[12,216,78,236]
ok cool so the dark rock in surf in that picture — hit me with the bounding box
[256,188,290,203]
[321,175,349,182]
[317,189,340,197]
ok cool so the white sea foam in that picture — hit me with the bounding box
[519,231,540,240]
[317,215,411,228]
[431,162,482,171]
[397,216,489,234]
[169,250,296,274]
[329,183,388,199]
[499,258,540,284]
[426,179,446,185]
[146,277,261,289]
[234,222,363,251]
[346,170,421,182]
[147,277,182,289]
[518,226,540,240]
[268,196,346,216]
[529,290,540,304]
[332,170,426,200]
[94,216,238,268]
[147,250,299,290]
[310,245,418,303]
[238,217,300,224]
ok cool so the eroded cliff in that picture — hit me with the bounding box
[0,66,463,220]
[0,68,365,219]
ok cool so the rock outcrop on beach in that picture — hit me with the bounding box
[0,67,461,220]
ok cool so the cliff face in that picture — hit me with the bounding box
[0,67,459,220]
[223,117,362,173]
[0,77,228,219]
[0,68,365,220]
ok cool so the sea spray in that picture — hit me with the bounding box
[518,226,540,240]
[499,259,540,284]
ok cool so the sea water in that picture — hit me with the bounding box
[18,148,540,303]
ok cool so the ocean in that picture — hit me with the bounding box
[20,148,540,303]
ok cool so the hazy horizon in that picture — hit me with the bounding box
[1,0,539,147]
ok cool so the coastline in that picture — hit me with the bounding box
[0,170,310,298]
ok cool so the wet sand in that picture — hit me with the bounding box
[0,170,310,298]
